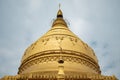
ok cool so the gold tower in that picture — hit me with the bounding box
[1,9,117,80]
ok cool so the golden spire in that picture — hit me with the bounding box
[57,4,63,18]
[59,3,61,9]
[52,5,67,27]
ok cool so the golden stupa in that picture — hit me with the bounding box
[1,8,117,80]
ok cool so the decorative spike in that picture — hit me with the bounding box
[59,3,61,9]
[57,9,63,18]
[57,4,63,18]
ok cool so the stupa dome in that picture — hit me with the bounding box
[18,9,101,75]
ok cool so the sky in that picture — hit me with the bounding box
[0,0,120,79]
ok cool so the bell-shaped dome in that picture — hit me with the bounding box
[18,9,101,75]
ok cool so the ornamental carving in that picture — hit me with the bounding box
[18,50,101,74]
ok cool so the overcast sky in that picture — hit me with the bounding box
[0,0,120,79]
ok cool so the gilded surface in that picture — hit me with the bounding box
[18,9,101,75]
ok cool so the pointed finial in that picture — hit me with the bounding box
[57,4,63,18]
[59,3,61,9]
